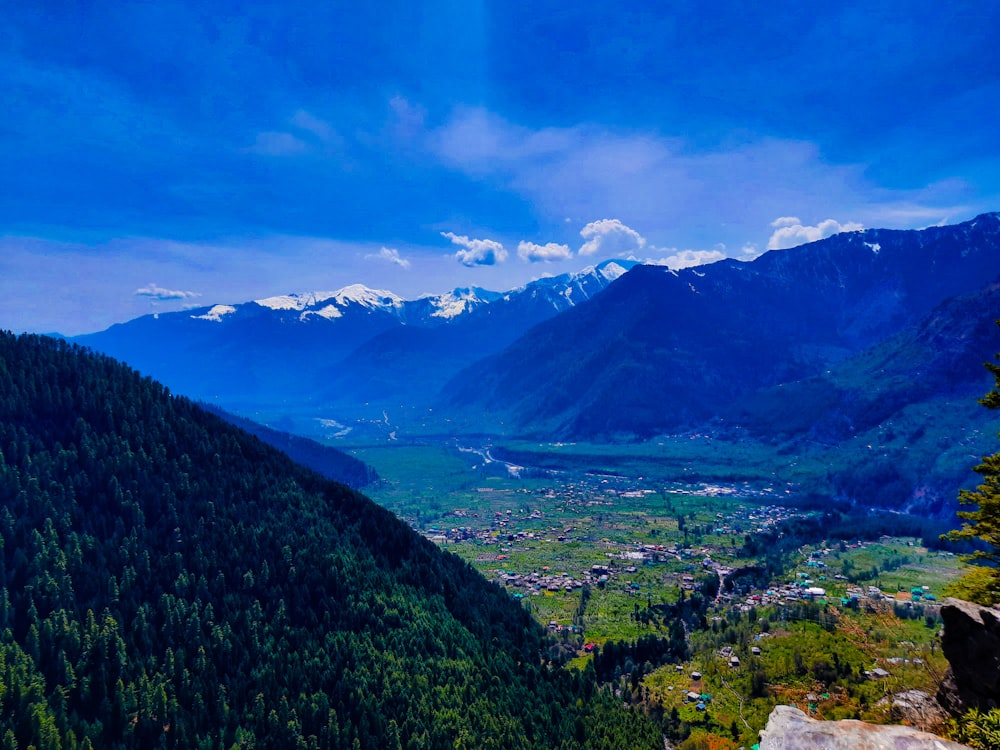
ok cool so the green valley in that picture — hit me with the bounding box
[352,439,971,747]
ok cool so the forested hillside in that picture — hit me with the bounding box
[0,332,660,750]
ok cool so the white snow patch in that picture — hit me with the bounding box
[598,262,628,281]
[428,289,481,319]
[191,305,236,322]
[333,284,404,309]
[865,242,881,254]
[256,294,303,310]
[256,285,402,314]
[256,293,318,311]
[301,304,343,320]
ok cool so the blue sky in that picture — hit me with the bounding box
[2,1,999,334]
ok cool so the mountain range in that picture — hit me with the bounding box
[448,214,1000,438]
[77,260,637,425]
[75,214,1000,513]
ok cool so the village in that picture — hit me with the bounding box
[412,472,951,659]
[365,442,964,742]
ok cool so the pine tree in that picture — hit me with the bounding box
[945,322,1000,603]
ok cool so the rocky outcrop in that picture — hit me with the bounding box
[885,689,949,733]
[758,706,970,749]
[938,597,1000,716]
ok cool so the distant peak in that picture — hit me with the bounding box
[331,284,404,308]
[596,260,632,281]
[255,285,404,312]
[574,259,637,282]
[424,287,500,319]
[191,305,236,322]
[254,292,327,311]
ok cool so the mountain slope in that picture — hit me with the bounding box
[723,283,1000,515]
[445,213,1000,438]
[730,282,1000,443]
[0,332,659,749]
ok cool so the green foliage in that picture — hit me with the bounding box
[949,707,1000,749]
[943,564,1000,607]
[0,332,661,749]
[944,323,1000,602]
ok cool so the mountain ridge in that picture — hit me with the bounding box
[443,213,1000,439]
[75,259,639,416]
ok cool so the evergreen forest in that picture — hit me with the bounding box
[0,332,661,750]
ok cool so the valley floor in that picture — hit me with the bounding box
[352,439,966,747]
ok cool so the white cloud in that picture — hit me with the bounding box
[133,283,201,301]
[423,107,968,256]
[767,218,864,250]
[770,216,802,228]
[578,219,646,257]
[441,231,508,266]
[651,249,727,271]
[290,110,337,143]
[247,131,309,156]
[517,241,572,263]
[389,95,428,140]
[365,246,411,269]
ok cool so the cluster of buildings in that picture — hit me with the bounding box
[496,568,587,594]
[491,562,632,596]
[708,503,800,537]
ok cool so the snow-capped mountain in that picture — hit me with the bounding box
[74,259,639,414]
[178,260,635,328]
[253,285,406,321]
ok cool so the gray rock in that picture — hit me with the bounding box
[937,597,1000,716]
[758,705,970,750]
[887,689,949,733]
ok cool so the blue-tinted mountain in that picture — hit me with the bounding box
[723,282,1000,515]
[729,282,1000,443]
[200,402,379,488]
[75,260,637,414]
[444,213,1000,439]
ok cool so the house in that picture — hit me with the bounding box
[729,656,741,668]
